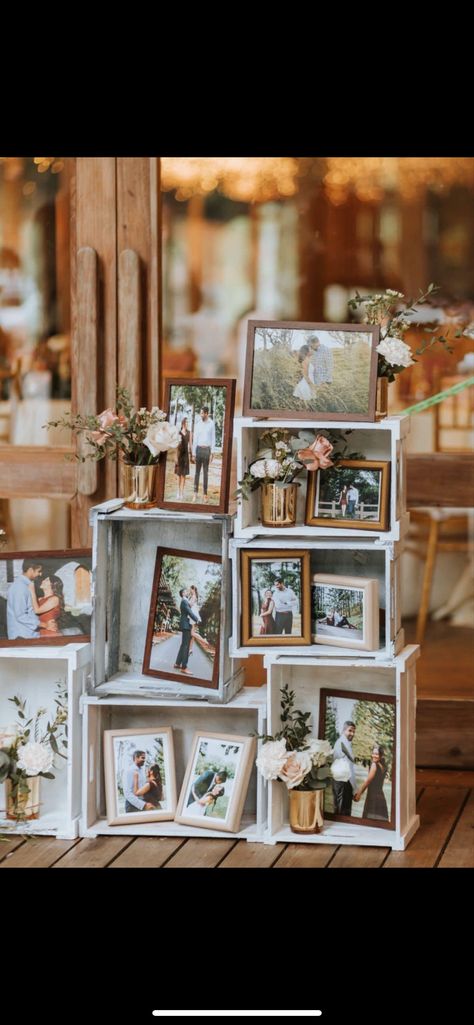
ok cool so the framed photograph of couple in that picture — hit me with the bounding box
[104,726,177,825]
[157,378,236,513]
[311,573,379,651]
[0,549,92,646]
[242,320,379,421]
[306,460,390,532]
[142,547,222,689]
[175,731,256,833]
[319,689,396,829]
[240,549,311,646]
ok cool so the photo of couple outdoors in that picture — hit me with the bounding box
[251,559,302,637]
[0,552,92,642]
[146,551,221,683]
[185,737,242,821]
[314,466,383,523]
[113,734,169,815]
[248,325,374,416]
[313,584,363,642]
[321,691,395,825]
[164,383,228,506]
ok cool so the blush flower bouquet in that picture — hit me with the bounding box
[256,684,333,793]
[236,428,335,501]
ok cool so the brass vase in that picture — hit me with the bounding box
[261,482,298,528]
[375,376,389,421]
[121,462,158,509]
[5,777,40,821]
[288,788,324,834]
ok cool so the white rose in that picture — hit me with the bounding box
[0,725,18,749]
[377,337,414,368]
[279,750,313,789]
[331,756,352,783]
[249,459,267,478]
[275,441,288,452]
[16,742,54,777]
[264,459,282,479]
[256,739,288,781]
[144,421,180,455]
[307,738,332,767]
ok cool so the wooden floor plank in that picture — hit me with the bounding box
[438,790,474,868]
[164,838,236,868]
[0,837,79,869]
[384,787,467,868]
[53,837,132,868]
[219,841,285,868]
[416,769,474,789]
[0,836,26,863]
[273,843,336,868]
[329,845,390,868]
[109,837,185,868]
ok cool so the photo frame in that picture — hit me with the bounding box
[311,573,379,651]
[241,549,311,646]
[104,726,177,825]
[157,378,236,513]
[142,547,222,689]
[0,549,92,646]
[174,731,256,833]
[319,688,396,829]
[305,460,390,531]
[242,320,379,421]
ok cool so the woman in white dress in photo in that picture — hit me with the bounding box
[187,783,225,817]
[292,344,314,402]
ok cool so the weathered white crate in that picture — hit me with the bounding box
[230,536,404,659]
[0,643,91,839]
[234,415,410,541]
[89,500,242,704]
[264,645,419,850]
[81,687,267,840]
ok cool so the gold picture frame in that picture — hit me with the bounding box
[240,549,311,646]
[305,460,390,532]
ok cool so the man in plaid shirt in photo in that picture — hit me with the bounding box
[307,334,333,388]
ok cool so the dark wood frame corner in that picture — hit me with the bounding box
[142,546,221,689]
[242,320,379,421]
[240,548,312,647]
[0,548,92,647]
[319,687,396,831]
[305,460,391,532]
[157,378,236,514]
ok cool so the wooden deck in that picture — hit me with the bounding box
[1,769,472,868]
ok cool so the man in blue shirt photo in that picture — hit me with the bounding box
[6,558,43,639]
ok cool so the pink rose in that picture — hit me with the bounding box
[89,409,127,445]
[297,434,334,472]
[279,750,312,789]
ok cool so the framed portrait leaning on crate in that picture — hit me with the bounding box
[175,731,256,833]
[240,548,311,646]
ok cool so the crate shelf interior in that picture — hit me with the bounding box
[264,646,419,850]
[234,415,409,541]
[81,687,266,839]
[90,501,242,703]
[0,643,90,839]
[230,536,403,659]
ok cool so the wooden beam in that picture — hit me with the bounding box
[0,446,75,499]
[407,453,474,508]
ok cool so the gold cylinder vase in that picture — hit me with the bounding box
[261,483,298,528]
[121,463,158,509]
[288,788,324,834]
[5,777,40,821]
[375,377,389,421]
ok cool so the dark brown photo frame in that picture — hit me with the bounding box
[142,546,222,689]
[157,378,236,513]
[240,548,311,647]
[242,320,379,421]
[0,549,92,646]
[319,687,396,830]
[305,460,390,531]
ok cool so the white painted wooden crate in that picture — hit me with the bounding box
[90,500,242,703]
[234,415,410,542]
[230,536,404,660]
[264,645,419,850]
[0,643,91,839]
[81,687,267,840]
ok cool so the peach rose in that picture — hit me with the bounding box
[279,750,312,789]
[89,409,127,445]
[297,434,334,472]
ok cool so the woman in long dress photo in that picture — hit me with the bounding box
[354,744,389,821]
[187,583,202,657]
[292,345,314,402]
[174,416,192,501]
[259,588,276,635]
[338,484,348,518]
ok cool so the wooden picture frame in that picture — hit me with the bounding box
[305,460,390,531]
[174,730,256,833]
[104,726,177,825]
[0,549,92,646]
[242,320,379,421]
[319,688,396,830]
[311,573,379,651]
[157,378,236,513]
[241,549,311,646]
[142,547,222,690]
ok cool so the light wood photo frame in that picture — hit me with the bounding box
[175,731,256,833]
[311,573,379,651]
[104,726,177,825]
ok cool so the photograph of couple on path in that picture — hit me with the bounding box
[143,549,222,686]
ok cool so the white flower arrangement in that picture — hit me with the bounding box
[255,685,334,793]
[0,682,68,821]
[16,742,54,777]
